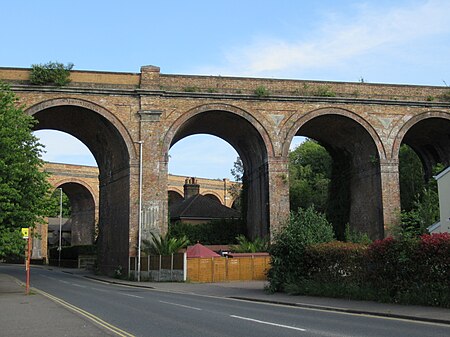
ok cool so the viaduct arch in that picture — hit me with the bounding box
[3,65,450,274]
[163,103,273,238]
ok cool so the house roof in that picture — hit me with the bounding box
[169,194,240,220]
[434,166,450,180]
[186,243,221,258]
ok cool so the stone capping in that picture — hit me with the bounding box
[2,66,450,103]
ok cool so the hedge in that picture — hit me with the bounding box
[278,233,450,308]
[169,219,245,245]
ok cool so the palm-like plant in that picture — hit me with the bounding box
[231,235,269,253]
[142,232,189,256]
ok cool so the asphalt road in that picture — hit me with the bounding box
[2,265,449,337]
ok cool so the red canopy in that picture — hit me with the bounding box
[186,243,221,258]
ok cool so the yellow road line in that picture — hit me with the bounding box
[33,288,135,337]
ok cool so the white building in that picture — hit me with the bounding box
[429,167,450,233]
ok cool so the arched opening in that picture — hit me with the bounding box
[167,108,270,238]
[397,115,450,232]
[400,117,450,179]
[28,100,132,273]
[289,112,383,239]
[59,183,96,245]
[168,190,183,206]
[204,193,222,204]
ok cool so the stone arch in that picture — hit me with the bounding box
[27,98,134,274]
[163,103,274,156]
[51,178,98,205]
[283,107,384,239]
[168,189,183,206]
[26,98,137,162]
[163,103,272,238]
[53,181,96,246]
[283,107,385,160]
[392,110,450,178]
[203,192,223,204]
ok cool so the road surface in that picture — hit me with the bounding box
[1,265,449,337]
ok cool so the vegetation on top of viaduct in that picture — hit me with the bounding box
[1,65,450,103]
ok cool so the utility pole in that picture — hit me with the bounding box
[58,187,63,267]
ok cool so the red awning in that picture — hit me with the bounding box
[186,243,221,258]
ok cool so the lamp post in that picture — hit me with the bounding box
[58,187,63,267]
[136,141,143,282]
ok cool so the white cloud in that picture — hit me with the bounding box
[197,0,450,78]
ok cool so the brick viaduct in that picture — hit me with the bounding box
[2,66,450,274]
[44,162,237,246]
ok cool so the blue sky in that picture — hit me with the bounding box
[3,0,450,179]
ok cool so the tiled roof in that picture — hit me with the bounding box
[170,194,240,220]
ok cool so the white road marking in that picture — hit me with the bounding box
[159,300,202,311]
[230,315,306,332]
[59,280,70,285]
[71,283,87,288]
[119,293,144,299]
[90,287,110,293]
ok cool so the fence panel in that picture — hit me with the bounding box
[187,256,270,282]
[130,253,185,281]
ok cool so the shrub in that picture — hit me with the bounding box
[270,233,450,307]
[267,206,335,292]
[365,234,450,307]
[30,61,73,86]
[254,85,270,97]
[230,234,269,253]
[344,224,372,245]
[141,232,189,255]
[315,86,336,97]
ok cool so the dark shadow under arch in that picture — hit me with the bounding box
[292,113,383,239]
[168,190,183,206]
[204,193,222,204]
[397,116,450,179]
[30,102,132,274]
[56,182,96,245]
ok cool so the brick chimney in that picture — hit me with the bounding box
[184,177,200,199]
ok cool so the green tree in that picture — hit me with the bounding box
[46,189,71,218]
[289,139,332,213]
[399,144,425,211]
[0,83,51,259]
[230,156,247,224]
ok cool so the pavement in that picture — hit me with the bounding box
[0,272,113,336]
[1,265,450,337]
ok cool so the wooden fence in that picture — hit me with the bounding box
[129,254,185,281]
[187,255,271,283]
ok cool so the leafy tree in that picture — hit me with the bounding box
[289,139,332,213]
[46,189,71,218]
[0,83,51,259]
[399,144,425,211]
[229,156,247,223]
[141,232,189,255]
